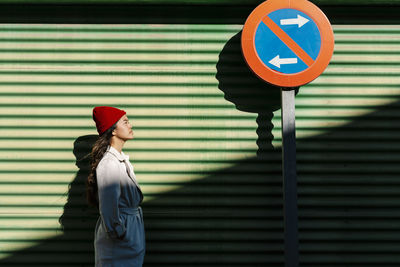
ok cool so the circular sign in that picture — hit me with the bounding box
[241,0,334,87]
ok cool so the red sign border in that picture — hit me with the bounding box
[241,0,334,87]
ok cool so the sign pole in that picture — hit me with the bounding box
[241,1,334,266]
[281,88,299,267]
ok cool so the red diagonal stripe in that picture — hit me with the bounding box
[262,15,314,67]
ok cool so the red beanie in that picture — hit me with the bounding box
[92,106,126,135]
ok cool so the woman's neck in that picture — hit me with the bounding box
[110,137,125,153]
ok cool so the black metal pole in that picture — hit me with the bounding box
[281,88,299,267]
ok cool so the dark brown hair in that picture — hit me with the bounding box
[86,123,117,207]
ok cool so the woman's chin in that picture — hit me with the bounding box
[121,135,134,141]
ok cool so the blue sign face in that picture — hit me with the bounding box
[255,9,321,74]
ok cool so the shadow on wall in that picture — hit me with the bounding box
[216,31,282,156]
[2,31,400,267]
[0,135,99,266]
[58,135,100,264]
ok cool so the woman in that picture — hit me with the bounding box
[87,106,145,267]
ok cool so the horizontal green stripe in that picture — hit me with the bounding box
[334,51,400,55]
[0,49,222,54]
[0,159,280,163]
[0,28,396,35]
[0,70,397,77]
[335,40,400,44]
[297,94,400,98]
[0,38,228,43]
[0,103,393,109]
[1,83,400,89]
[0,148,397,153]
[0,92,399,98]
[0,171,279,175]
[1,125,399,130]
[0,148,258,152]
[0,114,399,121]
[0,150,398,155]
[0,126,262,130]
[0,193,68,196]
[5,192,400,197]
[0,239,94,244]
[0,137,267,141]
[0,70,218,75]
[0,28,239,33]
[0,182,70,185]
[334,30,400,34]
[0,114,260,120]
[0,60,397,66]
[0,204,66,207]
[0,228,84,231]
[0,170,76,174]
[329,61,400,66]
[0,160,398,166]
[0,28,395,35]
[0,38,397,44]
[321,73,400,77]
[0,216,60,219]
[0,71,395,77]
[0,49,397,56]
[0,181,278,186]
[0,103,234,108]
[0,60,218,64]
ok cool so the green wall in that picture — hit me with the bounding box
[0,3,399,267]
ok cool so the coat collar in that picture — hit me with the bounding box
[106,145,143,201]
[106,145,129,162]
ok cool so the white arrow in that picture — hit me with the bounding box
[280,14,309,28]
[269,55,298,68]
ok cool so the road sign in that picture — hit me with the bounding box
[242,0,334,87]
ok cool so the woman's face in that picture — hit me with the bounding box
[113,115,134,140]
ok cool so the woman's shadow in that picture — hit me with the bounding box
[58,135,100,263]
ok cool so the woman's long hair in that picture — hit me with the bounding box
[86,123,117,207]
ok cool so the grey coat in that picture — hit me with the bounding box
[94,146,145,267]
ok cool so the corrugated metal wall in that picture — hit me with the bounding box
[294,24,400,266]
[0,4,399,267]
